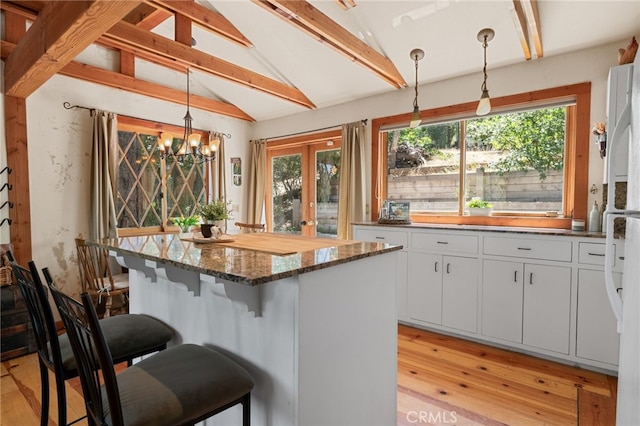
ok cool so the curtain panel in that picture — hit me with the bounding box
[90,111,119,240]
[246,140,267,225]
[337,121,367,240]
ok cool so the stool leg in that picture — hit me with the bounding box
[242,393,251,426]
[38,360,49,426]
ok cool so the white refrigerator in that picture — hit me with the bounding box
[604,52,640,425]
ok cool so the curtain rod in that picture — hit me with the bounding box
[264,119,368,141]
[62,102,232,138]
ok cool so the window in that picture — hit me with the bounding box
[372,83,591,229]
[116,117,210,235]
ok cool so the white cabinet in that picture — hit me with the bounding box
[605,63,633,183]
[576,269,622,365]
[482,260,572,354]
[353,227,409,321]
[410,253,478,333]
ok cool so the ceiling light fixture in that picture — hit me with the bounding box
[476,28,495,116]
[157,69,216,163]
[409,48,424,128]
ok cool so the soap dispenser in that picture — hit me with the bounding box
[588,201,601,232]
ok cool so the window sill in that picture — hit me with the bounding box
[410,214,572,230]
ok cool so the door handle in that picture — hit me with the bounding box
[300,220,307,226]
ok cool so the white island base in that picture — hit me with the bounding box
[117,252,398,426]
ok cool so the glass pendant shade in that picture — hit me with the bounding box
[476,90,491,116]
[409,106,422,128]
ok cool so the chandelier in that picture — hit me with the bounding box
[157,69,218,163]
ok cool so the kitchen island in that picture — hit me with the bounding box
[93,233,402,426]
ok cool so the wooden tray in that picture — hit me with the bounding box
[182,235,235,244]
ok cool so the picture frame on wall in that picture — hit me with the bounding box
[231,157,241,186]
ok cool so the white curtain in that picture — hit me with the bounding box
[246,140,267,224]
[90,111,119,240]
[337,121,366,240]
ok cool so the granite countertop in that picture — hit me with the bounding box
[352,222,624,239]
[92,233,402,286]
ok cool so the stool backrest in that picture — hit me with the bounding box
[7,252,64,375]
[48,283,124,426]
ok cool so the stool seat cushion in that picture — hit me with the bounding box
[58,314,174,374]
[104,344,254,426]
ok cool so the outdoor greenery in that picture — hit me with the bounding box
[466,107,566,180]
[272,155,303,232]
[389,106,566,180]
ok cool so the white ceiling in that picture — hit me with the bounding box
[95,0,640,123]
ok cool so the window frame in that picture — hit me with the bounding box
[371,83,591,229]
[116,116,211,236]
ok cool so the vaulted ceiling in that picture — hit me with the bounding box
[1,0,639,123]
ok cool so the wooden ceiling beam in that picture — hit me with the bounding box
[252,0,406,89]
[4,0,142,98]
[148,0,253,48]
[521,0,543,58]
[103,21,315,108]
[1,40,254,122]
[123,3,172,30]
[510,0,532,60]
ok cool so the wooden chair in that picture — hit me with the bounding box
[48,282,254,426]
[6,251,174,426]
[75,237,128,317]
[234,222,266,233]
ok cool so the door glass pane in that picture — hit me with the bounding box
[272,154,302,234]
[315,149,340,238]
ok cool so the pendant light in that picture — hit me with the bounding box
[409,48,424,128]
[476,28,495,116]
[157,68,216,163]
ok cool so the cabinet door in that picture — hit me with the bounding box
[442,256,478,333]
[482,259,524,343]
[409,253,442,324]
[523,264,572,354]
[605,64,632,182]
[576,269,621,365]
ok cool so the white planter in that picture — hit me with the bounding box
[468,207,493,216]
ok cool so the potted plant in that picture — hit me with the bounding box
[466,197,493,216]
[170,214,201,233]
[197,199,233,237]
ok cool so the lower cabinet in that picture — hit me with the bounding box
[576,269,622,365]
[482,260,571,354]
[409,253,478,333]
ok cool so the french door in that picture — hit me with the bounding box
[266,132,341,237]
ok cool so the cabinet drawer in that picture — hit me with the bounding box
[411,232,478,254]
[355,228,408,249]
[484,236,571,262]
[578,242,613,266]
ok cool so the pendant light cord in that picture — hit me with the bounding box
[413,54,420,109]
[481,36,488,92]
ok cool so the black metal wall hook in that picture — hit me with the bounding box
[0,201,13,209]
[0,167,11,175]
[0,183,12,191]
[0,218,11,226]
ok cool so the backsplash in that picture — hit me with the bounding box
[603,181,627,237]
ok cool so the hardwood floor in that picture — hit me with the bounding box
[1,325,617,425]
[397,325,617,426]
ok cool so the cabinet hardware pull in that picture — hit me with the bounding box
[529,273,533,285]
[619,256,625,261]
[437,241,448,245]
[517,247,532,251]
[434,262,438,272]
[446,263,450,274]
[588,252,605,256]
[375,236,385,240]
[617,288,623,295]
[514,271,518,282]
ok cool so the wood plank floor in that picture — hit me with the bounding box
[1,324,617,425]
